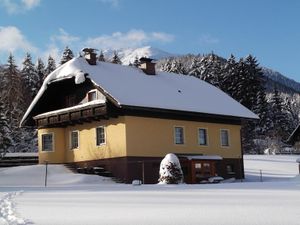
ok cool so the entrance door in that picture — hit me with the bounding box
[193,161,215,183]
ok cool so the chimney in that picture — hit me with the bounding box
[82,48,97,65]
[139,57,156,75]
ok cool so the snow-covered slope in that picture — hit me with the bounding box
[262,67,300,93]
[103,46,175,65]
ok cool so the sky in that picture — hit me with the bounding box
[0,0,299,81]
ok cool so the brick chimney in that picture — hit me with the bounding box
[139,57,156,75]
[82,48,97,65]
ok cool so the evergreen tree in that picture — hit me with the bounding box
[269,86,290,140]
[21,53,39,100]
[98,50,105,62]
[60,46,74,65]
[36,58,46,89]
[168,59,187,74]
[199,53,222,87]
[133,56,140,67]
[159,58,173,72]
[2,53,26,152]
[45,55,56,78]
[222,54,239,95]
[188,56,202,78]
[0,99,11,158]
[111,51,122,64]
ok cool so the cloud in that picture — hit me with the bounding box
[0,0,40,14]
[0,26,37,53]
[98,0,120,8]
[22,0,40,9]
[51,28,80,46]
[198,34,219,45]
[85,29,175,49]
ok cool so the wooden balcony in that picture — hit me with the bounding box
[34,103,107,128]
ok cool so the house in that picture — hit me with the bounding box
[21,48,259,184]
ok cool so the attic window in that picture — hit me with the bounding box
[65,94,76,107]
[88,90,97,101]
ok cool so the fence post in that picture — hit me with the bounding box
[260,170,263,182]
[45,160,48,187]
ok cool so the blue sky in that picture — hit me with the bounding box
[0,0,299,81]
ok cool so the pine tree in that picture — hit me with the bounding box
[222,54,239,95]
[188,56,202,78]
[159,58,173,72]
[60,46,74,65]
[111,51,122,64]
[45,55,56,78]
[0,99,11,158]
[21,53,39,100]
[133,56,140,67]
[2,53,26,152]
[36,58,46,89]
[98,50,105,62]
[198,53,222,88]
[269,87,290,139]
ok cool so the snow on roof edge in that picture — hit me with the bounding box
[21,56,259,126]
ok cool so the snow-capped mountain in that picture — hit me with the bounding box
[262,67,300,93]
[102,46,175,65]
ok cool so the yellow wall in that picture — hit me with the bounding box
[38,117,127,163]
[38,115,242,163]
[38,128,66,163]
[124,116,242,159]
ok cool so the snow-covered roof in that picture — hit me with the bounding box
[21,56,258,126]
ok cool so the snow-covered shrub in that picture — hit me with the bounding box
[158,153,183,184]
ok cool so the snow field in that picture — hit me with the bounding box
[0,191,28,225]
[15,184,300,225]
[0,155,299,225]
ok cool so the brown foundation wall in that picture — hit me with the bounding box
[70,157,244,184]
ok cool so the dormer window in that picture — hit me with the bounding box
[88,90,97,102]
[65,94,76,107]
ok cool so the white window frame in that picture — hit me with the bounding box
[87,89,98,102]
[220,129,230,147]
[41,133,54,152]
[96,126,106,146]
[70,130,79,150]
[198,128,209,146]
[174,126,185,145]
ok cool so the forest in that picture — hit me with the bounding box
[0,47,299,157]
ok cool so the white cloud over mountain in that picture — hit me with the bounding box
[85,29,174,49]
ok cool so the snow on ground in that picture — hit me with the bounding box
[0,155,299,225]
[0,165,113,187]
[244,154,299,182]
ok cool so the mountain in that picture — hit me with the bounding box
[262,67,300,93]
[102,46,175,65]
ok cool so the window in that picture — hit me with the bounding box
[220,129,230,147]
[226,164,235,175]
[174,127,184,145]
[88,90,97,101]
[198,128,208,146]
[96,126,106,146]
[41,134,53,152]
[65,94,76,107]
[70,131,79,149]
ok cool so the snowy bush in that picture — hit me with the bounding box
[158,153,183,184]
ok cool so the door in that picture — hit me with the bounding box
[192,161,216,183]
